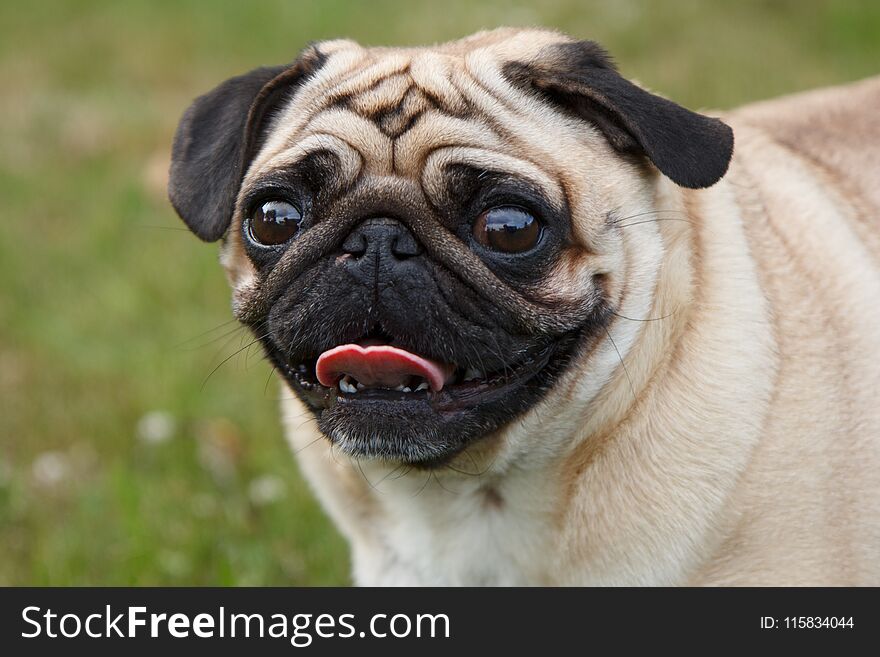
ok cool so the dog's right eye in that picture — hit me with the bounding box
[248,200,302,246]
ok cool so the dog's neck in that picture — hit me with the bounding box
[283,170,777,585]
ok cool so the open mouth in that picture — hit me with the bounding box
[269,336,557,413]
[257,308,606,465]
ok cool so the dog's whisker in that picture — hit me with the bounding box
[443,461,480,477]
[353,457,379,491]
[412,470,433,498]
[603,326,637,406]
[616,217,694,229]
[389,465,413,481]
[135,223,194,233]
[444,448,496,478]
[611,209,687,224]
[172,319,242,350]
[201,331,271,389]
[244,336,268,369]
[430,470,459,495]
[370,462,410,489]
[264,365,278,396]
[184,325,249,352]
[611,308,679,323]
[487,333,515,380]
[327,442,344,468]
[292,432,324,455]
[206,329,255,374]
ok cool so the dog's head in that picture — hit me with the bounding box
[169,29,732,466]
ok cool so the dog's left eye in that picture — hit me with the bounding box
[472,206,541,253]
[248,200,302,246]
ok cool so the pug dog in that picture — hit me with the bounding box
[168,28,880,585]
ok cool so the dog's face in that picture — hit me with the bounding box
[169,29,732,466]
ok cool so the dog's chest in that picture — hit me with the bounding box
[352,471,557,586]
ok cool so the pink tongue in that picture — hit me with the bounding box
[316,344,454,391]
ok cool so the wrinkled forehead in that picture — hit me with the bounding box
[241,30,577,204]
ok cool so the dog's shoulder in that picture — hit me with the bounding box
[728,75,880,140]
[726,76,880,213]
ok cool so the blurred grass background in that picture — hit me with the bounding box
[0,0,878,585]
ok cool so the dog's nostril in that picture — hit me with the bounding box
[390,233,422,259]
[341,232,368,257]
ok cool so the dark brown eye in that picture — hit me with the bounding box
[248,200,302,245]
[473,206,541,253]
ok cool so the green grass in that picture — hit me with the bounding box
[1,0,878,585]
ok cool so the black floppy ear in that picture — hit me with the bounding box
[505,41,733,189]
[168,49,325,241]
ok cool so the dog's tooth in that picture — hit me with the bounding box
[393,384,406,392]
[402,386,412,393]
[463,367,482,381]
[339,377,356,394]
[415,382,429,391]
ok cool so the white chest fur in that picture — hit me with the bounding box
[349,464,558,586]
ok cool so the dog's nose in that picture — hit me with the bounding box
[341,218,422,271]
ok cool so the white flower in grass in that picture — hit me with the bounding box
[248,474,286,506]
[136,410,176,445]
[31,451,68,488]
[158,550,191,578]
